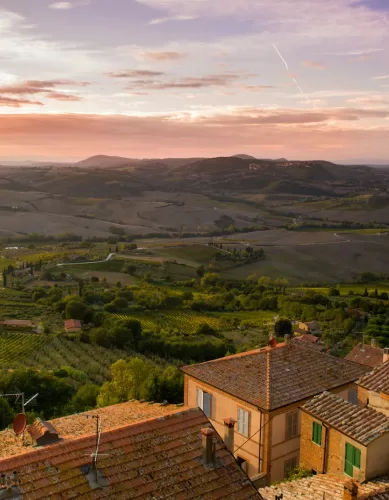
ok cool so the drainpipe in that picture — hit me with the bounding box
[322,423,329,474]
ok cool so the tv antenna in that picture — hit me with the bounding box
[0,392,38,414]
[83,415,108,484]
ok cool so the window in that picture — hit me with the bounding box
[237,408,250,437]
[284,456,298,478]
[286,411,298,440]
[312,421,322,446]
[196,388,211,417]
[345,443,361,477]
[348,389,358,406]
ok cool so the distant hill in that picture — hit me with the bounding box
[75,155,138,168]
[232,154,257,160]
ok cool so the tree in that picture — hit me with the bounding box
[2,272,6,288]
[274,318,293,338]
[72,384,100,412]
[201,273,219,287]
[196,265,205,278]
[125,264,136,275]
[65,299,88,320]
[0,398,15,431]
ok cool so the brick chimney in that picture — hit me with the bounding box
[383,348,389,363]
[201,427,216,466]
[344,480,358,500]
[223,417,236,453]
[371,338,377,347]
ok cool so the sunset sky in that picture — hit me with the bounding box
[0,0,388,163]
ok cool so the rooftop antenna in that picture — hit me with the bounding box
[0,392,38,414]
[84,415,108,484]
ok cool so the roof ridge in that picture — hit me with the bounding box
[266,350,271,408]
[0,407,196,469]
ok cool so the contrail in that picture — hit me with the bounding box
[272,43,289,71]
[272,43,316,109]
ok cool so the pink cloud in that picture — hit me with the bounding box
[141,51,187,61]
[302,60,327,70]
[0,111,387,161]
[0,97,43,107]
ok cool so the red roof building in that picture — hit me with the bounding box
[64,319,82,332]
[0,407,263,499]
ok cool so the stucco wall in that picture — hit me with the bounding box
[366,433,389,479]
[300,410,367,482]
[185,375,261,478]
[367,391,389,416]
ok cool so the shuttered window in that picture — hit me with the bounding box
[312,421,322,446]
[345,443,361,477]
[196,388,212,417]
[286,411,298,440]
[238,408,249,437]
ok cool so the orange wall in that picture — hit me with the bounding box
[185,375,357,485]
[185,375,261,478]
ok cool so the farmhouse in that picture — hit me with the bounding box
[300,391,389,482]
[297,320,322,336]
[181,338,368,485]
[0,319,33,328]
[0,406,263,499]
[64,318,82,332]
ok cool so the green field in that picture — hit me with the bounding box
[0,333,54,364]
[22,337,128,384]
[295,281,389,295]
[158,245,219,264]
[114,310,223,334]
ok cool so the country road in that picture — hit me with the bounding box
[57,253,116,267]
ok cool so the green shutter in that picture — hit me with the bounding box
[345,443,354,477]
[312,422,322,446]
[353,447,361,469]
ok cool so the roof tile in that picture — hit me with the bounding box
[0,408,263,499]
[259,474,389,500]
[302,391,389,445]
[345,344,384,368]
[182,343,369,410]
[357,361,389,394]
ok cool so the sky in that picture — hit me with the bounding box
[0,0,388,163]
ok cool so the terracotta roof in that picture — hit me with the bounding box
[259,474,389,500]
[357,361,389,395]
[302,391,389,445]
[0,407,263,499]
[182,342,369,411]
[0,400,185,459]
[27,419,59,441]
[293,333,320,343]
[345,344,384,368]
[0,320,33,327]
[64,319,82,330]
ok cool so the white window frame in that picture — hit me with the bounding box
[238,408,250,437]
[196,388,212,417]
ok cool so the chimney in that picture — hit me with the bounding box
[201,427,216,467]
[384,348,389,363]
[371,338,377,347]
[343,480,358,500]
[284,334,291,345]
[223,417,236,453]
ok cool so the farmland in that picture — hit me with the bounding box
[0,333,54,365]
